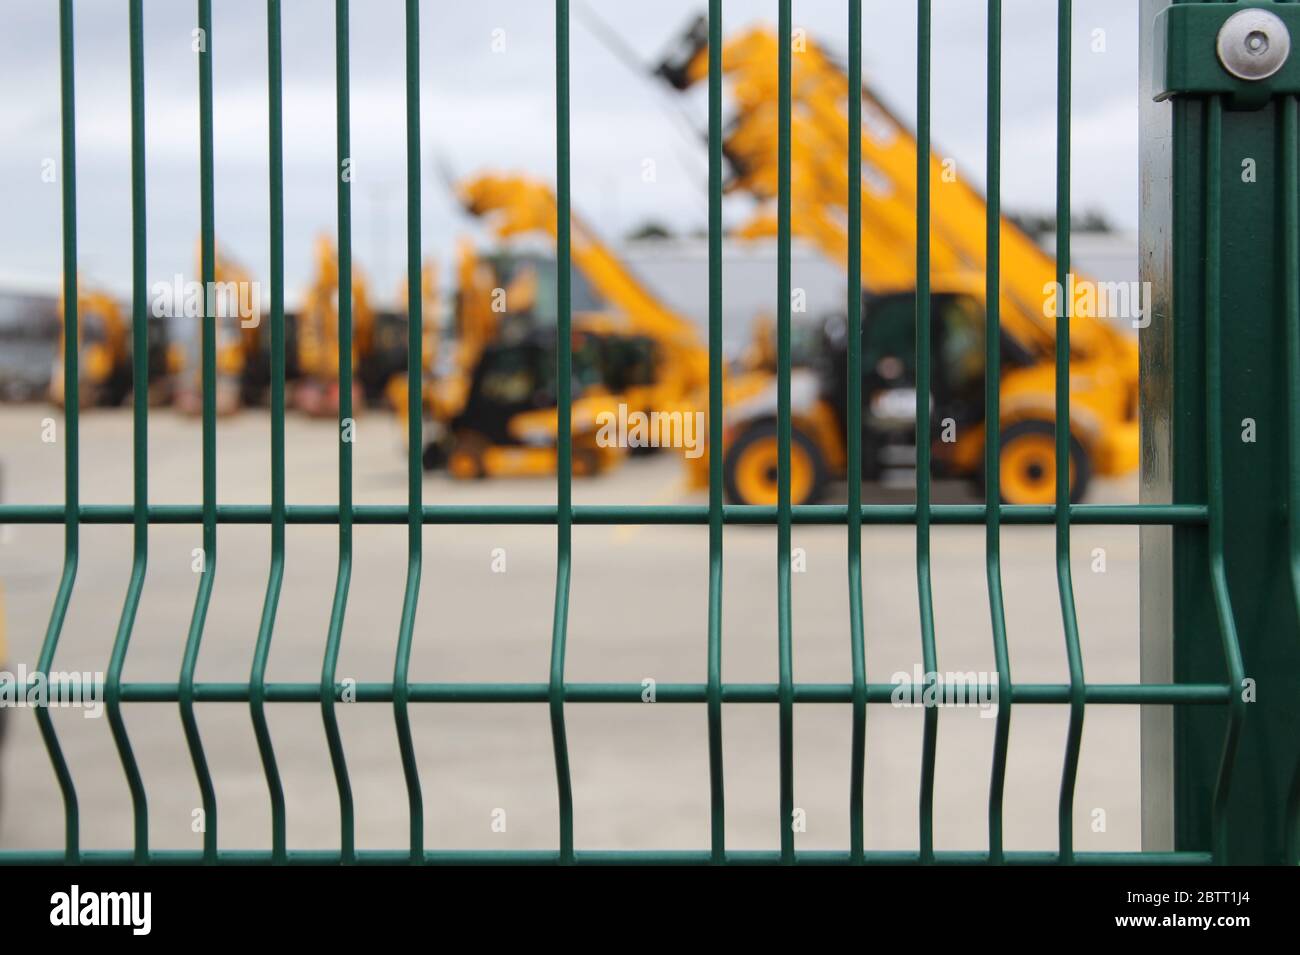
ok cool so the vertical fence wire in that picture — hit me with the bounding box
[706,0,726,864]
[549,0,576,865]
[984,0,1013,865]
[915,0,939,865]
[392,0,425,865]
[321,0,356,863]
[250,0,288,865]
[180,0,219,864]
[846,0,867,866]
[776,0,796,866]
[36,0,82,864]
[1053,0,1086,865]
[106,0,152,864]
[1202,94,1246,865]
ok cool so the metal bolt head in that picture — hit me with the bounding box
[1217,9,1291,81]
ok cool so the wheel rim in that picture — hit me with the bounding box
[448,450,479,479]
[449,433,486,479]
[1000,432,1073,505]
[732,436,815,505]
[573,448,597,476]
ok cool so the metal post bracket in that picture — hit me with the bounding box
[1156,2,1300,109]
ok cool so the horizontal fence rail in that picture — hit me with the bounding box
[0,503,1211,525]
[0,0,1285,866]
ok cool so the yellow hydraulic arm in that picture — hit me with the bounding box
[661,20,1134,365]
[452,239,507,379]
[50,284,130,407]
[297,234,375,382]
[457,173,709,401]
[208,240,260,378]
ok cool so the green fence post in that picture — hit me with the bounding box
[1141,0,1300,864]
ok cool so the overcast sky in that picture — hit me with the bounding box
[0,0,1140,303]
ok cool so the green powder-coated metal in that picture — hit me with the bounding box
[1201,96,1248,865]
[1284,87,1300,864]
[181,0,219,865]
[393,0,424,865]
[250,0,288,866]
[7,678,1232,706]
[549,0,576,865]
[776,0,795,867]
[35,0,82,865]
[1258,0,1300,867]
[1147,0,1298,866]
[1054,0,1086,865]
[914,0,939,866]
[1156,3,1300,106]
[984,0,1012,865]
[0,502,1210,526]
[846,0,867,866]
[322,0,356,864]
[104,0,151,865]
[706,0,726,864]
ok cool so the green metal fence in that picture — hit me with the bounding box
[0,0,1297,865]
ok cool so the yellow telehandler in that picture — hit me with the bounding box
[655,16,1140,505]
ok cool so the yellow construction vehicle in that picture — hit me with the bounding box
[430,173,779,485]
[49,284,179,408]
[292,234,417,416]
[403,240,528,457]
[292,234,375,416]
[174,241,262,416]
[382,259,439,415]
[655,16,1140,505]
[413,174,730,480]
[459,175,709,407]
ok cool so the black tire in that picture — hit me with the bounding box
[723,419,830,506]
[992,418,1092,505]
[572,445,602,477]
[101,368,133,408]
[448,431,490,479]
[421,440,445,472]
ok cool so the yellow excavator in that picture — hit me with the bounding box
[50,284,179,408]
[382,258,439,417]
[292,234,375,416]
[655,16,1140,505]
[292,234,419,416]
[174,241,264,416]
